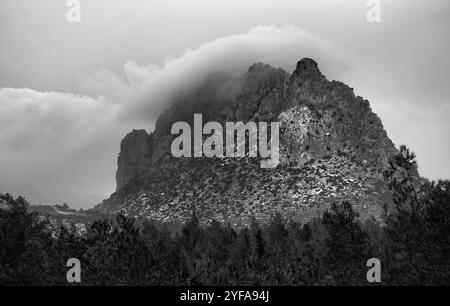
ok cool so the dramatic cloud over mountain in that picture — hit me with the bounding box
[0,24,347,207]
[0,0,448,208]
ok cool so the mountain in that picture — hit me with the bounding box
[95,58,398,226]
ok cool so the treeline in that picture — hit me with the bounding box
[1,146,449,285]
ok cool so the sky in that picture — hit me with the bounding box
[0,0,449,209]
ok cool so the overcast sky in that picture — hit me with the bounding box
[0,0,449,208]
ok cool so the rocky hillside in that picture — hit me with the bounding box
[96,58,397,226]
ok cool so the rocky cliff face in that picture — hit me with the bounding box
[116,129,153,191]
[100,58,397,225]
[278,59,397,168]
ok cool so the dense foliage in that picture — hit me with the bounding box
[1,147,449,285]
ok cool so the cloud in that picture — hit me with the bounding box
[0,88,117,151]
[0,88,125,208]
[0,24,347,207]
[79,24,348,120]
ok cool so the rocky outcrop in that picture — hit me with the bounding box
[278,58,397,168]
[98,58,398,225]
[116,129,153,191]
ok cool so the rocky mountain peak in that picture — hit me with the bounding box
[100,58,399,226]
[294,58,321,74]
[292,58,325,82]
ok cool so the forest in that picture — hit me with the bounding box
[0,146,449,286]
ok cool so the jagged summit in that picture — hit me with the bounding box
[248,62,275,73]
[294,58,322,75]
[291,58,326,84]
[247,62,286,78]
[97,58,398,226]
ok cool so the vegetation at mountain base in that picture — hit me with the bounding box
[0,147,449,285]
